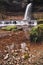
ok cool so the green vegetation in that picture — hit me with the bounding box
[0,0,43,12]
[22,53,29,59]
[37,19,43,24]
[30,24,43,42]
[1,25,17,31]
[1,25,23,31]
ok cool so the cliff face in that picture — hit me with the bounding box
[0,0,43,12]
[0,0,28,12]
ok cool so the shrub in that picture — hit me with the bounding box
[2,25,17,31]
[30,24,43,42]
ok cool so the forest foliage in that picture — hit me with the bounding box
[0,0,43,12]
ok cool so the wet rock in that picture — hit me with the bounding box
[37,52,41,57]
[28,57,32,63]
[15,50,18,52]
[21,49,26,53]
[14,52,18,57]
[7,58,11,62]
[29,54,32,57]
[10,43,14,50]
[34,50,37,53]
[4,50,8,53]
[11,50,14,53]
[4,54,9,60]
[21,42,27,53]
[8,61,14,65]
[16,64,19,65]
[22,55,24,59]
[21,42,26,49]
[28,54,37,63]
[32,55,36,58]
[25,47,28,51]
[17,57,20,60]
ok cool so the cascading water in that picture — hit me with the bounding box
[22,3,32,39]
[23,3,32,21]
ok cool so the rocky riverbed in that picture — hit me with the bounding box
[0,30,43,65]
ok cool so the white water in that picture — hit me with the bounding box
[23,3,32,20]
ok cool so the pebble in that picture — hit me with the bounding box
[10,43,14,50]
[28,58,32,63]
[29,54,32,57]
[4,54,9,60]
[21,42,26,50]
[34,50,37,52]
[9,34,12,36]
[21,49,26,53]
[32,55,36,58]
[22,55,24,59]
[4,50,7,53]
[25,47,28,51]
[11,50,14,53]
[17,57,20,60]
[15,50,18,52]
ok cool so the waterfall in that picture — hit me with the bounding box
[23,3,32,21]
[22,3,32,39]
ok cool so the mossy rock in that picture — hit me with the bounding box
[1,25,17,31]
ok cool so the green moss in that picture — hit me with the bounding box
[30,24,43,42]
[2,25,17,31]
[23,53,29,59]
